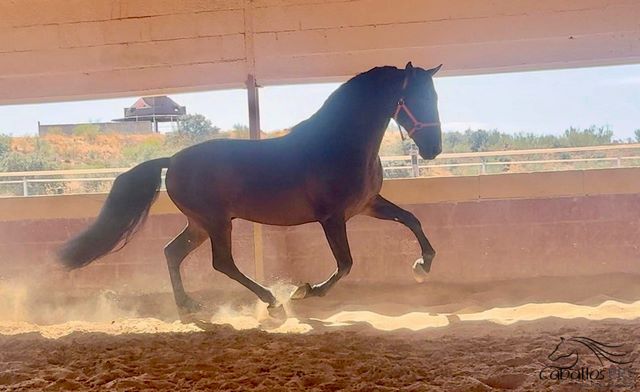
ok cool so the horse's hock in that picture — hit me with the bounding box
[1,167,638,294]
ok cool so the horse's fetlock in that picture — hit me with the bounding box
[337,264,352,278]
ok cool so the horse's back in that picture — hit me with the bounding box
[165,137,319,225]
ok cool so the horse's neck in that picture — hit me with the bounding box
[295,77,401,161]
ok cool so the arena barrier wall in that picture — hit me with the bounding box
[0,167,639,293]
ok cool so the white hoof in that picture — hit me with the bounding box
[290,283,312,300]
[267,304,287,321]
[412,258,429,283]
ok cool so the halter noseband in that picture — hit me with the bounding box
[393,98,440,140]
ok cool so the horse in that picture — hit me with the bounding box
[59,62,443,317]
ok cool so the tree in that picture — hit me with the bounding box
[175,114,220,144]
[467,129,491,152]
[635,129,640,143]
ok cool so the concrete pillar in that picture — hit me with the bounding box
[246,74,264,281]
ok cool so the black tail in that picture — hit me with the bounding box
[59,157,170,269]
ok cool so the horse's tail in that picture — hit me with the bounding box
[58,157,170,269]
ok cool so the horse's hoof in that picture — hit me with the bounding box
[412,258,430,283]
[290,283,312,300]
[177,297,203,315]
[267,304,287,320]
[178,311,207,325]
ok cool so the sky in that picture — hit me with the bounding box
[0,63,639,139]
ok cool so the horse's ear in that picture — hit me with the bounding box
[428,64,443,76]
[405,61,414,70]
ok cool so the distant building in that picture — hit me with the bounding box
[38,121,153,136]
[113,96,186,132]
[38,95,187,136]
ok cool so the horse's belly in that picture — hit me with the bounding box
[231,190,317,226]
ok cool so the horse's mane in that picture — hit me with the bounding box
[289,66,401,133]
[317,66,399,111]
[569,337,634,365]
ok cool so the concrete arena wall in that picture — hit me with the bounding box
[0,168,639,293]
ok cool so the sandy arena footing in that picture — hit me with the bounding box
[1,274,639,391]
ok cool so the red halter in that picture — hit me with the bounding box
[393,98,440,140]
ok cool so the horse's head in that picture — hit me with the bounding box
[548,337,575,362]
[394,62,443,160]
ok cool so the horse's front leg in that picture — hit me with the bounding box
[363,194,435,281]
[291,217,353,300]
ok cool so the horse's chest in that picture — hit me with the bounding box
[311,161,382,216]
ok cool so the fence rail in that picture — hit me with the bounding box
[2,143,640,197]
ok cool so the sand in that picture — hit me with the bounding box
[0,274,639,391]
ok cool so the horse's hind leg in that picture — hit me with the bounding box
[292,217,353,299]
[165,221,208,313]
[208,221,283,316]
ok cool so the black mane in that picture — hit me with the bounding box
[290,66,404,134]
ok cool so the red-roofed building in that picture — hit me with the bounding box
[114,96,186,132]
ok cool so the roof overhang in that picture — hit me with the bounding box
[0,0,639,104]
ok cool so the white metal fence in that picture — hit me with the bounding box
[1,143,640,197]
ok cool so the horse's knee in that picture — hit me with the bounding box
[212,259,225,273]
[212,256,236,276]
[405,212,422,229]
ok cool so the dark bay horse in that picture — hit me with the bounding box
[59,62,443,316]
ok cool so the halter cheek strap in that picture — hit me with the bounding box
[393,98,440,139]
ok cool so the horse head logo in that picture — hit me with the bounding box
[548,336,634,370]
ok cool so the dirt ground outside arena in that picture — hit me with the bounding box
[1,273,639,391]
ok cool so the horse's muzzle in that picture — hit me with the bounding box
[420,146,442,160]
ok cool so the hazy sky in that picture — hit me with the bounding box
[1,63,639,139]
